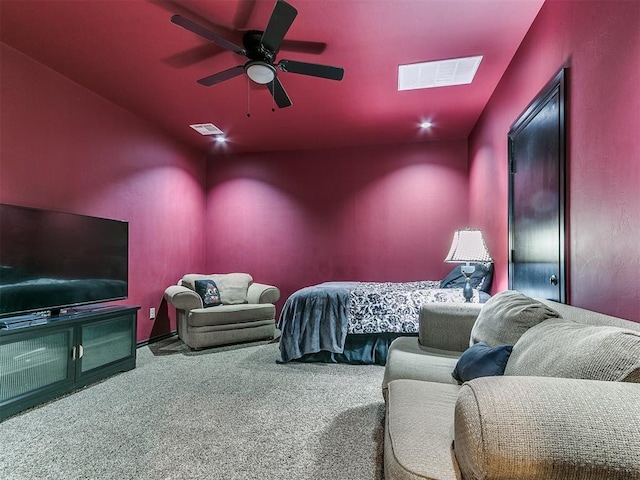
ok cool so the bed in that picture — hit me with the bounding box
[277,263,493,365]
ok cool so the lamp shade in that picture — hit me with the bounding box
[444,229,493,263]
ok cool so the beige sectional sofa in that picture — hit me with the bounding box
[382,291,640,480]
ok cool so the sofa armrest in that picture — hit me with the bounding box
[454,376,640,480]
[164,285,203,311]
[247,283,280,304]
[419,303,481,352]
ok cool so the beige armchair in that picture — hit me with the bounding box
[164,273,280,350]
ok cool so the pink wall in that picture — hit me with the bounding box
[0,44,207,342]
[205,140,471,309]
[469,0,640,322]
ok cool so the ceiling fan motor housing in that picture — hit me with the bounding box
[243,30,276,62]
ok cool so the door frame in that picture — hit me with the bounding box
[508,68,567,303]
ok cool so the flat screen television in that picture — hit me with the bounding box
[0,203,128,319]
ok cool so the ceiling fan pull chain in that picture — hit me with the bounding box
[246,76,251,118]
[271,80,276,112]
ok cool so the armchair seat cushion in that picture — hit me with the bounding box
[189,304,276,328]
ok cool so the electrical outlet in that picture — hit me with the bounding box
[149,307,156,320]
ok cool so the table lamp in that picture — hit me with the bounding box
[444,228,493,302]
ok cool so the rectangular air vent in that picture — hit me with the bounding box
[398,55,483,91]
[189,123,224,135]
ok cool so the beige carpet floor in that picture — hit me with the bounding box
[0,337,386,480]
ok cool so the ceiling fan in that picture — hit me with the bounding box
[171,0,344,108]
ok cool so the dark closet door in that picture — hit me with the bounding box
[508,69,567,302]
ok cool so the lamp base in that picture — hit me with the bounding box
[461,264,475,303]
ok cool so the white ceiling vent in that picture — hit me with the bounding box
[398,55,483,91]
[189,123,224,135]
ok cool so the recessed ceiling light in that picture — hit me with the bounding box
[215,136,227,144]
[420,121,433,129]
[189,123,224,136]
[398,55,483,91]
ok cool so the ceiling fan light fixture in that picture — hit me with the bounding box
[245,61,276,84]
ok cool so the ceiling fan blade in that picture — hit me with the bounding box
[260,0,297,53]
[171,15,246,56]
[278,60,344,81]
[266,78,293,108]
[163,43,224,68]
[197,65,245,86]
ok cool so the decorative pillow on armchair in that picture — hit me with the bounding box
[194,280,222,307]
[469,290,560,347]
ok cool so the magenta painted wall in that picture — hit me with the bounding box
[468,0,640,322]
[0,44,207,341]
[205,140,471,309]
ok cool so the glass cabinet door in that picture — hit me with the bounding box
[0,327,75,404]
[1,307,137,420]
[79,315,134,374]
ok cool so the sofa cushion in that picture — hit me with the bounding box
[385,379,461,480]
[383,337,459,399]
[469,290,559,347]
[505,319,640,382]
[452,342,512,384]
[194,279,222,307]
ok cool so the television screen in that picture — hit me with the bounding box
[0,204,128,318]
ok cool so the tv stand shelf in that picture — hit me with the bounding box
[0,305,139,421]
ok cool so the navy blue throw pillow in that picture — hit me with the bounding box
[452,342,513,384]
[194,280,222,307]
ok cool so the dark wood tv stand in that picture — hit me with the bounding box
[0,305,139,421]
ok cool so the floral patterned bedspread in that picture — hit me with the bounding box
[347,281,484,334]
[278,280,488,362]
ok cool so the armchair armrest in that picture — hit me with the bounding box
[419,303,481,352]
[247,283,280,304]
[164,285,203,311]
[454,376,640,479]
